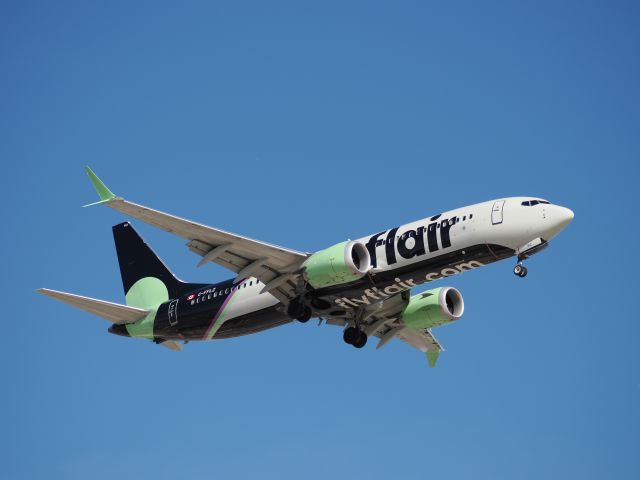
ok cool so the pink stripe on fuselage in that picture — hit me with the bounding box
[203,280,246,339]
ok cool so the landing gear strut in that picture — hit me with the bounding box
[514,263,528,278]
[287,299,312,323]
[343,326,367,349]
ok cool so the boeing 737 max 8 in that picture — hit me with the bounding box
[38,168,574,366]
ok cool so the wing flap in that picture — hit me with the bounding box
[37,288,150,324]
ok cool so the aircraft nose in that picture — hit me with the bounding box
[544,204,574,239]
[555,205,574,227]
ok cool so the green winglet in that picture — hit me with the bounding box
[426,349,440,368]
[83,166,116,207]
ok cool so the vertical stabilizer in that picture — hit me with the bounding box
[112,222,206,307]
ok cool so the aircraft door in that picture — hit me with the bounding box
[168,299,179,326]
[491,200,505,225]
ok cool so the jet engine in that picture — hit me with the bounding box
[401,287,464,330]
[303,240,371,289]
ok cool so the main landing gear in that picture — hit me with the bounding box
[343,326,367,349]
[287,299,312,323]
[513,263,528,278]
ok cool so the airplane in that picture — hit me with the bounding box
[38,167,574,366]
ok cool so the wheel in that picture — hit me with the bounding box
[519,266,528,277]
[287,300,304,319]
[514,264,523,276]
[297,306,312,323]
[352,331,368,349]
[343,327,359,345]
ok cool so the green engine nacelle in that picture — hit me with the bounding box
[401,287,465,330]
[303,240,371,289]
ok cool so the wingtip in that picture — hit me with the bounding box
[426,349,440,368]
[84,166,116,204]
[37,288,58,297]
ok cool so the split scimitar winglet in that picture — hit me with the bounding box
[82,166,117,207]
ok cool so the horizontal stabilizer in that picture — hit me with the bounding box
[37,288,150,324]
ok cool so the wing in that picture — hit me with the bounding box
[37,288,150,324]
[84,167,309,304]
[396,328,443,367]
[324,291,444,367]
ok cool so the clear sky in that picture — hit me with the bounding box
[1,1,638,478]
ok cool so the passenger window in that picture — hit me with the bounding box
[190,300,195,306]
[207,294,212,300]
[225,288,229,294]
[463,216,466,221]
[213,292,217,298]
[470,214,473,219]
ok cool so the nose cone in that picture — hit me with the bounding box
[557,206,574,226]
[545,205,574,239]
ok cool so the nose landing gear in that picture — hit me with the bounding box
[514,263,528,278]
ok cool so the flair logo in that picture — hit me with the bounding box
[334,260,484,308]
[365,215,457,268]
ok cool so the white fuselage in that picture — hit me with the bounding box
[212,196,574,327]
[356,196,573,275]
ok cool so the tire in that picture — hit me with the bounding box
[352,331,368,349]
[514,265,523,276]
[287,300,304,319]
[343,327,359,345]
[297,306,312,323]
[519,266,528,277]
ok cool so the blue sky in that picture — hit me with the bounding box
[1,1,638,478]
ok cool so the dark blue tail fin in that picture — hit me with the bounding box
[112,222,207,300]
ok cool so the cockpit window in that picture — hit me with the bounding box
[522,199,550,206]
